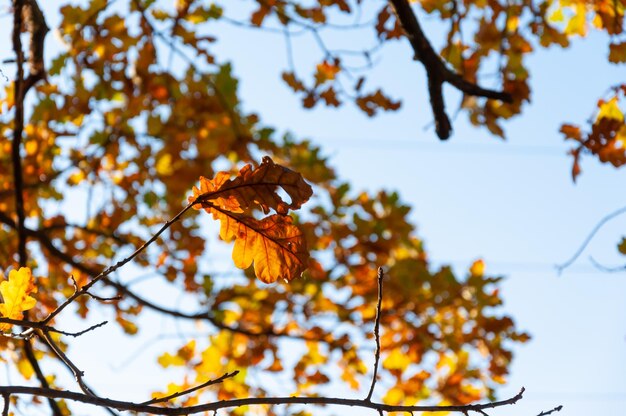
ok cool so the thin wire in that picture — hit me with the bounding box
[311,137,570,155]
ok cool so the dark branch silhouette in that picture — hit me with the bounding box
[388,0,512,139]
[0,385,527,415]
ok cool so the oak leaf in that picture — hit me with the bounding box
[0,267,38,332]
[190,157,312,283]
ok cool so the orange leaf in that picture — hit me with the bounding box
[315,61,340,84]
[189,157,312,283]
[0,267,38,332]
[191,156,312,215]
[215,211,309,283]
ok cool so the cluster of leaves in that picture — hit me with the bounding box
[228,0,624,139]
[0,0,532,414]
[562,84,626,180]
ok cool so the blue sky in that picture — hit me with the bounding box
[2,1,626,415]
[210,3,626,415]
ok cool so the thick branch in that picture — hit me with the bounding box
[22,0,49,92]
[388,0,512,139]
[0,385,526,415]
[12,0,27,267]
[12,2,60,414]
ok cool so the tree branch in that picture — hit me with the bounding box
[41,202,197,325]
[12,2,61,414]
[388,0,512,139]
[0,317,108,338]
[0,385,526,415]
[141,371,239,405]
[537,405,563,416]
[21,0,48,93]
[556,204,626,273]
[0,210,338,346]
[40,330,96,396]
[22,339,64,416]
[365,267,385,401]
[12,0,27,267]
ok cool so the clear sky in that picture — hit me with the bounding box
[2,1,626,416]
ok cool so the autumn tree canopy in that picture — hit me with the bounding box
[0,0,623,415]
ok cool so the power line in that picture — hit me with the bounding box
[311,137,570,156]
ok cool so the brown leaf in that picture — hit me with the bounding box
[189,157,312,282]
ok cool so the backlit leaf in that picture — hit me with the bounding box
[190,157,312,282]
[0,267,38,332]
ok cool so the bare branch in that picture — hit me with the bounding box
[22,339,63,416]
[0,385,526,415]
[70,275,121,303]
[556,205,626,273]
[141,371,239,405]
[537,405,563,416]
[365,267,385,401]
[40,330,96,396]
[42,202,197,325]
[387,0,512,139]
[0,317,108,338]
[21,0,49,92]
[589,256,626,273]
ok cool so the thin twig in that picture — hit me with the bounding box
[589,256,626,273]
[41,202,197,325]
[0,317,108,338]
[40,330,96,396]
[556,205,626,273]
[141,371,239,405]
[0,385,526,415]
[70,276,121,303]
[537,405,563,416]
[365,267,385,401]
[22,338,63,416]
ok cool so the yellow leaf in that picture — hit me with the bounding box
[506,15,519,32]
[68,170,86,185]
[383,387,404,405]
[597,97,624,122]
[564,4,587,36]
[157,352,185,368]
[0,267,37,332]
[470,259,485,276]
[548,8,564,23]
[156,154,174,176]
[17,355,35,380]
[383,348,411,371]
